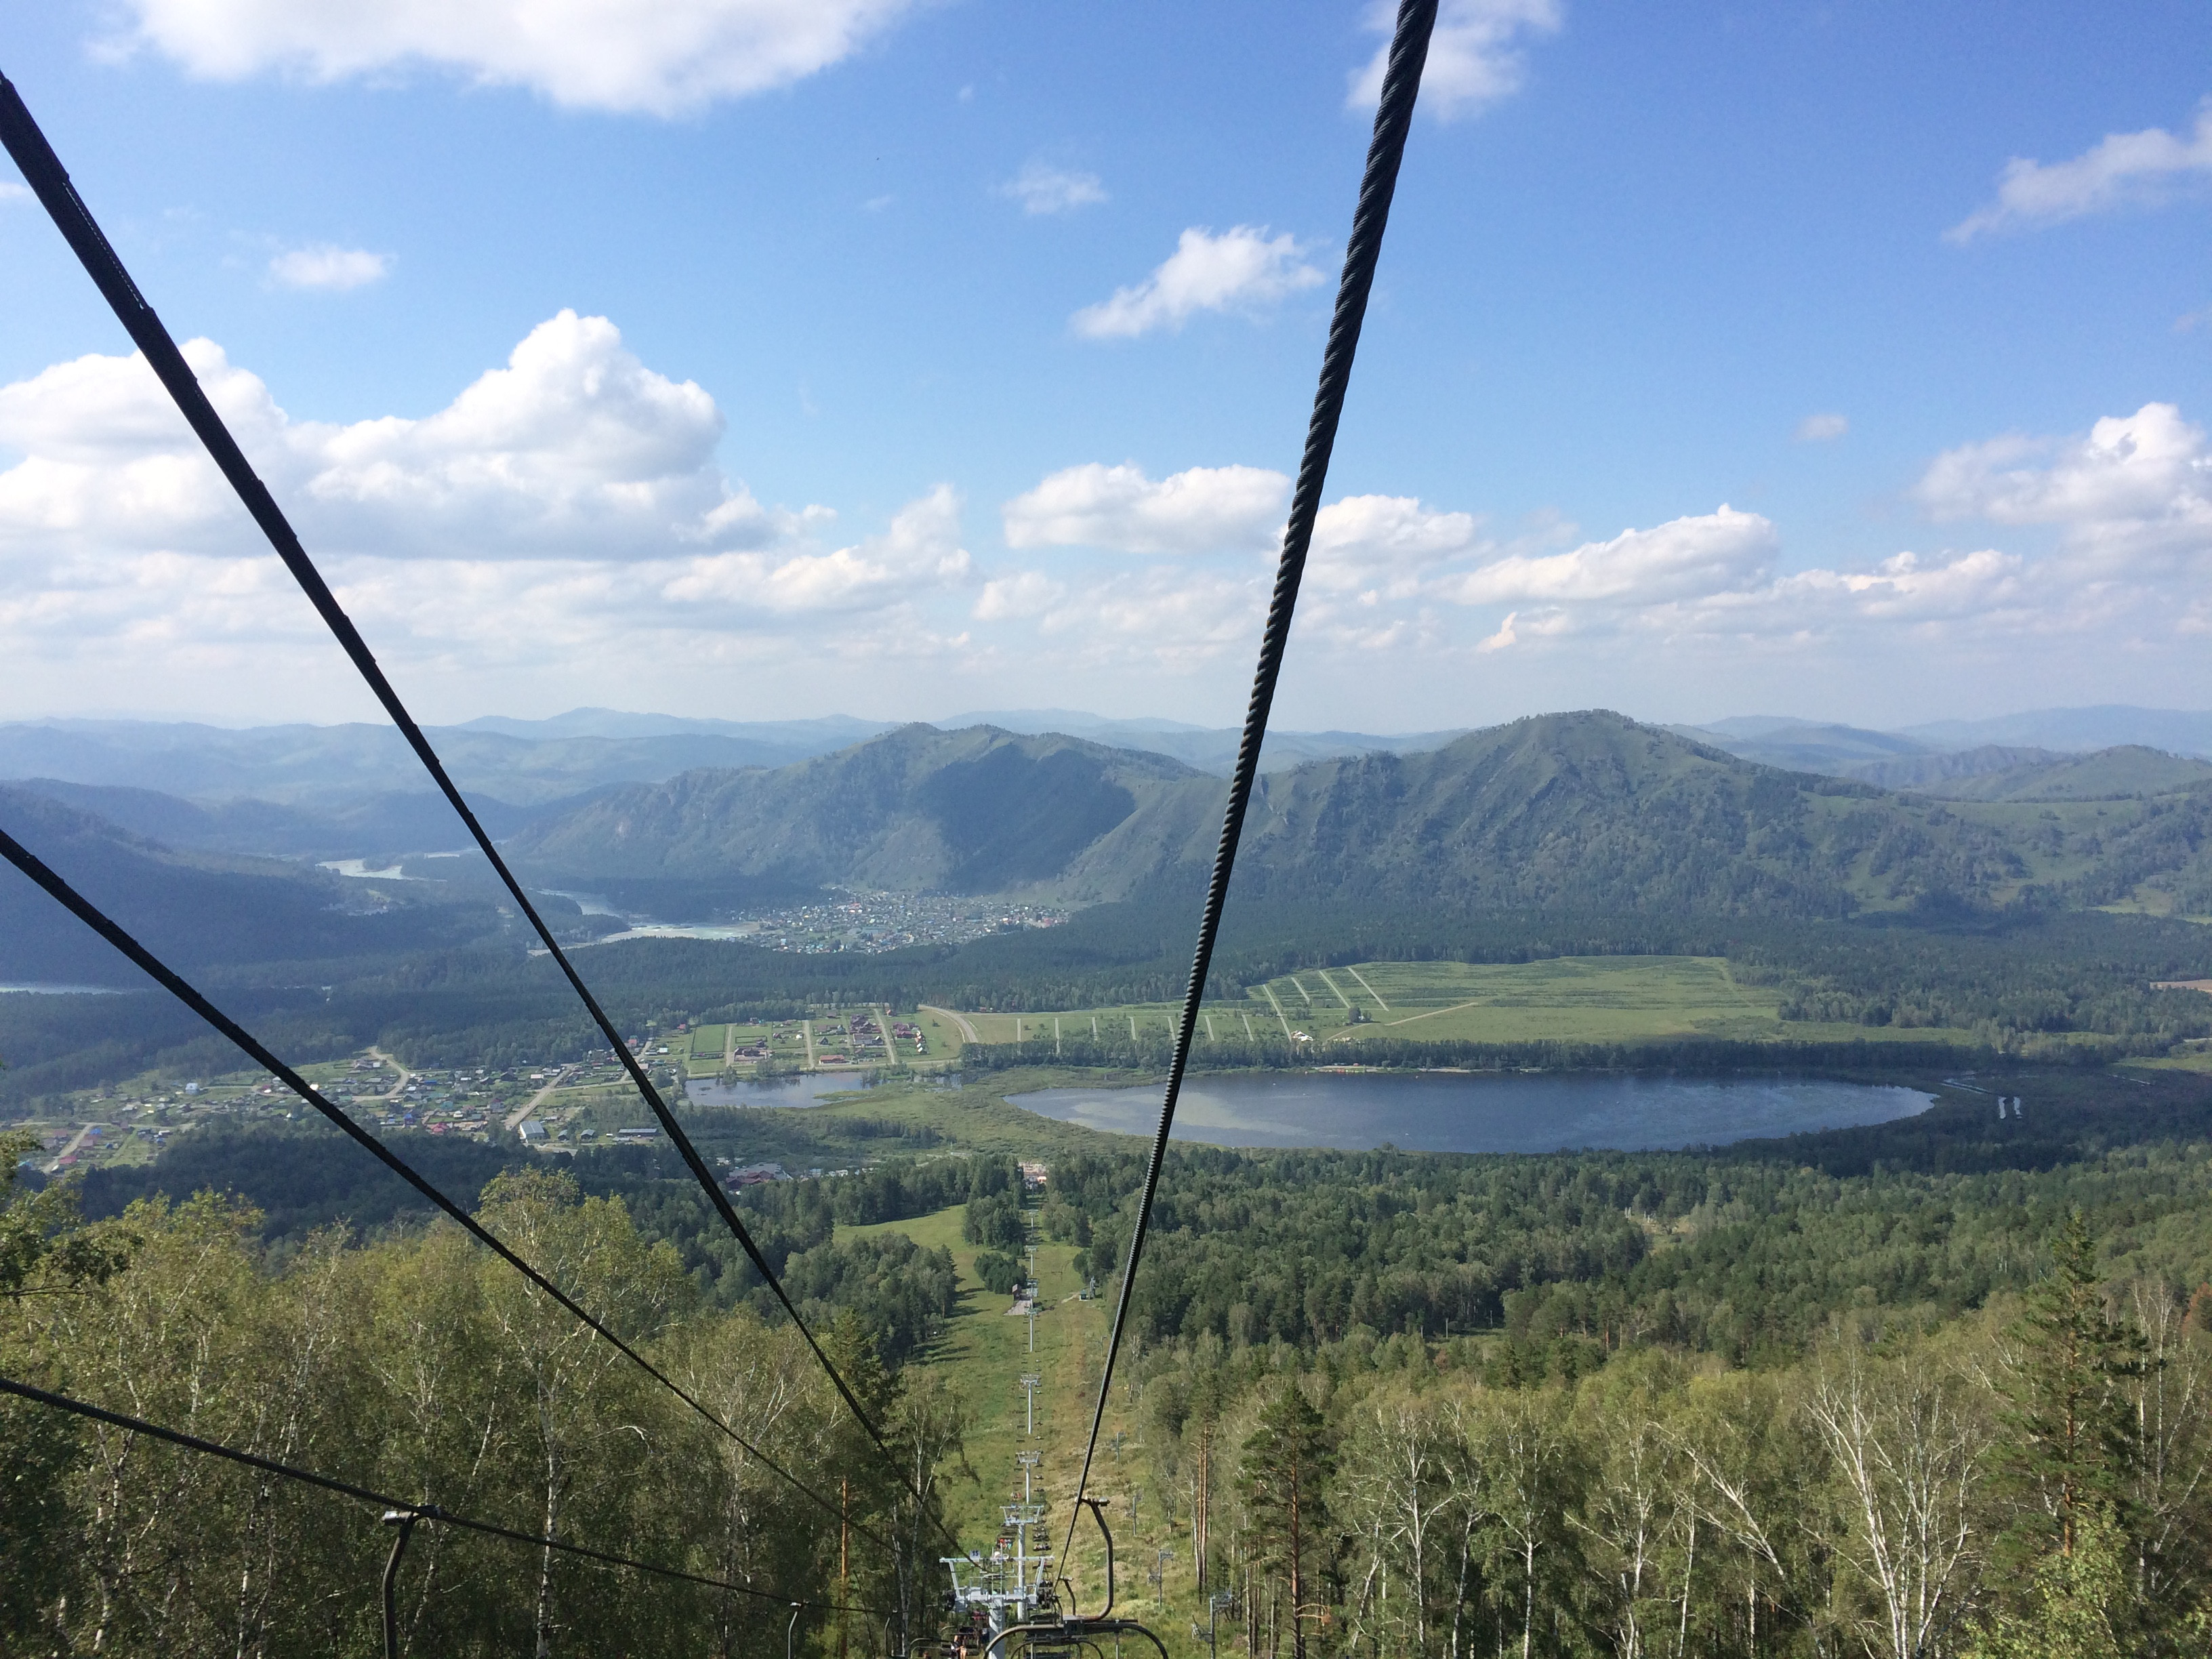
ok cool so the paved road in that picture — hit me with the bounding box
[505,1065,570,1132]
[45,1121,107,1172]
[920,1004,981,1044]
[367,1046,412,1098]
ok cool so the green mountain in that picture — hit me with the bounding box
[506,712,2064,917]
[1898,745,2212,802]
[0,785,506,985]
[505,723,1212,895]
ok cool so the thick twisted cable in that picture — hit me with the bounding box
[0,824,897,1558]
[0,1375,890,1615]
[1063,0,1439,1556]
[0,68,901,1472]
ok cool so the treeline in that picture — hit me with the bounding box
[1035,1077,2212,1367]
[1118,1223,2211,1659]
[77,1134,979,1366]
[1,1160,968,1658]
[14,903,2212,1111]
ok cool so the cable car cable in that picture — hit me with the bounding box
[0,1374,892,1616]
[0,823,901,1559]
[0,68,912,1481]
[1061,0,1440,1561]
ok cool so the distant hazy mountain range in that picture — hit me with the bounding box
[6,704,2212,916]
[1670,705,2212,785]
[12,708,2212,987]
[501,711,2212,918]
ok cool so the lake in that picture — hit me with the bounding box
[685,1073,890,1108]
[1009,1071,1934,1153]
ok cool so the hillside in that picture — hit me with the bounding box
[509,712,2051,917]
[505,723,1215,894]
[0,786,508,984]
[1901,744,2212,802]
[1208,712,2022,912]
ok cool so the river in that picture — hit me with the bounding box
[1010,1071,1933,1153]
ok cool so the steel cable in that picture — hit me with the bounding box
[0,824,899,1558]
[0,68,908,1479]
[1062,0,1440,1558]
[0,1374,892,1616]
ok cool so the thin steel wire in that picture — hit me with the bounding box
[0,66,905,1474]
[0,824,899,1558]
[1062,0,1441,1561]
[0,1374,890,1616]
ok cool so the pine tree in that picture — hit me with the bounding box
[1977,1210,2149,1656]
[1239,1382,1335,1659]
[1996,1209,2146,1561]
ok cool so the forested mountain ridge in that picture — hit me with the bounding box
[0,785,508,983]
[508,712,2067,917]
[506,722,1213,893]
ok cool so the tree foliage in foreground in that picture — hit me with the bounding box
[1121,1237,2212,1659]
[0,1166,968,1658]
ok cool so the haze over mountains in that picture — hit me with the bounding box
[6,705,2212,948]
[501,712,2212,917]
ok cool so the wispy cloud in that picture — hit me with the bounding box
[1000,161,1107,216]
[1795,413,1848,443]
[1349,0,1561,123]
[268,244,391,291]
[1948,102,2212,242]
[1071,226,1324,340]
[0,180,31,205]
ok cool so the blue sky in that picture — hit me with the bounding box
[2,0,2209,733]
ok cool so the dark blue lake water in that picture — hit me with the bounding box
[1010,1071,1933,1153]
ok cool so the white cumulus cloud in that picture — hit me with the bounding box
[1912,402,2212,575]
[1000,161,1107,216]
[1443,506,1778,607]
[1071,226,1324,340]
[0,180,30,205]
[1309,493,1482,596]
[106,0,922,117]
[1948,102,2212,242]
[665,485,970,615]
[1003,462,1290,554]
[1795,412,1847,443]
[972,570,1066,621]
[1349,0,1561,123]
[268,244,391,291]
[0,310,792,563]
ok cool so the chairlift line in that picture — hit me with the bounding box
[1060,0,1441,1565]
[0,67,912,1488]
[0,1374,894,1616]
[0,824,901,1559]
[1,0,1447,1635]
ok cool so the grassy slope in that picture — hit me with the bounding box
[841,1192,1188,1641]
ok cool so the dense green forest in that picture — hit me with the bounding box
[1,1151,970,1658]
[10,1067,2212,1656]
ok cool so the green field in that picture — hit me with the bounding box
[943,955,1986,1053]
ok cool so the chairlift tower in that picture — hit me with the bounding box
[941,1494,1055,1651]
[1019,1373,1042,1437]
